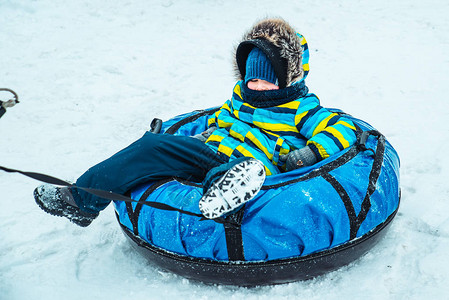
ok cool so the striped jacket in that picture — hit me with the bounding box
[205,81,357,175]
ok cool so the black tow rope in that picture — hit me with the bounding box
[0,88,19,119]
[0,165,213,221]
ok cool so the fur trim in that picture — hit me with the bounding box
[234,18,303,87]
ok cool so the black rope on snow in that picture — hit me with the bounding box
[0,165,205,219]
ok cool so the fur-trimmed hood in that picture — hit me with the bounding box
[234,18,309,88]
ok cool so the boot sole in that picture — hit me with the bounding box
[199,159,266,219]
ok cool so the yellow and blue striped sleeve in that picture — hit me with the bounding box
[294,95,357,160]
[208,100,232,128]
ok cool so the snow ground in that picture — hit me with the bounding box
[1,0,448,299]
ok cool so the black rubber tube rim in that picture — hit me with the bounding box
[117,200,399,286]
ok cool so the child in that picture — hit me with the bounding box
[34,18,357,226]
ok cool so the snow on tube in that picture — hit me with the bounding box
[113,107,400,286]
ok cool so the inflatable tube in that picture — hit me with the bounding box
[113,107,400,286]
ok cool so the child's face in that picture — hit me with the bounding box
[247,79,279,91]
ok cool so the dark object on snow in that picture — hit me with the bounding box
[0,88,19,119]
[113,107,401,286]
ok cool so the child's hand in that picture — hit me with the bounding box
[280,146,318,171]
[191,126,217,142]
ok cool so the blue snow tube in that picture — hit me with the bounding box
[113,107,400,286]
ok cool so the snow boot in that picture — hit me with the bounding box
[34,184,98,227]
[199,158,266,219]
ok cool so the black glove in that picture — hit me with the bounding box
[191,126,217,142]
[280,146,318,171]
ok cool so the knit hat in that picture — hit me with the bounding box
[244,47,278,86]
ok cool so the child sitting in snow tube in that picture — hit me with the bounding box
[115,105,399,286]
[34,17,400,286]
[34,17,359,227]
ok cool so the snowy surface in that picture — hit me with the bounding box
[1,0,448,299]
